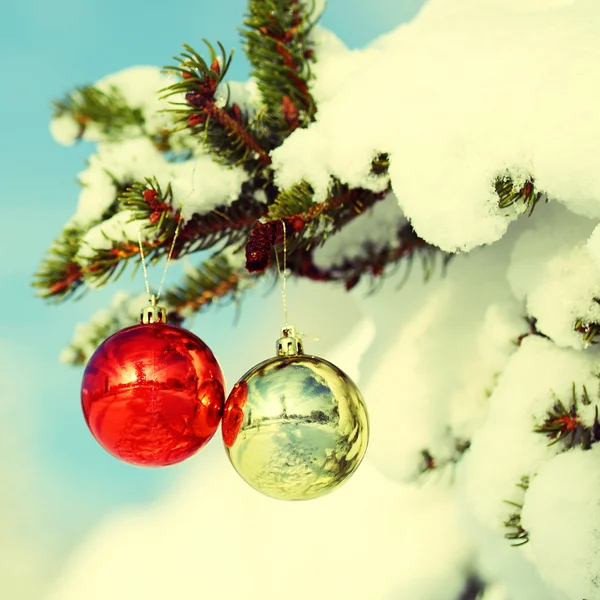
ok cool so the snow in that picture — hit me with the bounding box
[273,0,600,252]
[72,137,172,229]
[587,223,600,275]
[357,226,523,482]
[309,27,357,104]
[75,210,148,267]
[91,66,177,139]
[169,156,249,223]
[49,67,178,145]
[214,79,262,116]
[522,445,600,600]
[459,501,569,600]
[462,336,599,532]
[507,204,599,349]
[49,113,80,146]
[73,159,116,228]
[480,586,509,600]
[71,136,247,231]
[94,66,166,114]
[525,244,600,349]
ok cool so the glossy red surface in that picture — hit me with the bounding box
[222,380,248,448]
[81,323,225,467]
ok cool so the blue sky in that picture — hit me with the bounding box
[0,0,426,573]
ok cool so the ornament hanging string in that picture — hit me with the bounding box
[273,220,319,343]
[282,220,289,326]
[137,218,182,302]
[274,220,289,326]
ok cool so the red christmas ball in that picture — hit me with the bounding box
[81,323,225,467]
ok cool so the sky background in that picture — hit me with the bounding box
[0,0,426,595]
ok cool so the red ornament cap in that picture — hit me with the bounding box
[81,322,225,467]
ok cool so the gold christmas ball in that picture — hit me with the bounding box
[222,330,369,501]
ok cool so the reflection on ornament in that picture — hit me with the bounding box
[222,326,369,500]
[81,297,225,467]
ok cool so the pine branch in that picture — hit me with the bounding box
[574,309,600,344]
[265,159,390,222]
[242,0,318,145]
[163,42,272,170]
[266,180,316,220]
[371,153,390,176]
[36,173,271,299]
[246,180,427,279]
[33,227,85,301]
[418,439,471,476]
[515,316,551,346]
[495,176,546,215]
[79,236,162,289]
[122,176,269,254]
[535,383,600,450]
[53,84,144,140]
[164,252,252,317]
[503,476,530,547]
[34,189,125,300]
[291,222,438,290]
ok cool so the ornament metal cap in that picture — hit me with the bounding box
[140,294,167,324]
[276,325,303,356]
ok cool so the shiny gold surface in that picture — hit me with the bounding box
[223,355,369,501]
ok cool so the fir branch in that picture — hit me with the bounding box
[535,383,600,450]
[62,177,269,291]
[266,180,315,220]
[121,177,269,255]
[246,177,437,287]
[515,316,550,346]
[35,189,125,300]
[495,176,545,215]
[305,184,387,233]
[79,236,163,289]
[163,42,271,170]
[179,194,269,254]
[53,84,144,140]
[242,179,315,272]
[418,439,471,476]
[503,476,530,547]
[290,221,438,291]
[164,252,252,317]
[574,315,600,344]
[242,0,318,145]
[371,153,390,176]
[266,158,390,223]
[120,178,179,242]
[248,182,391,273]
[33,227,85,301]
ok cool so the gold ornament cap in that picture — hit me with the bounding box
[276,325,303,356]
[140,294,167,324]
